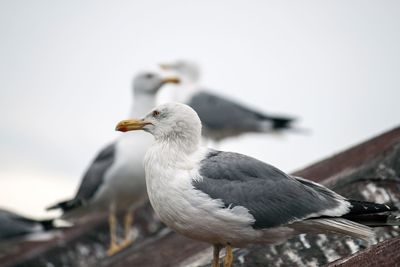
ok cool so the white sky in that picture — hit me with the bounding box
[1,0,399,218]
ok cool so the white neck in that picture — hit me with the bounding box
[145,137,206,175]
[158,134,201,156]
[130,92,155,118]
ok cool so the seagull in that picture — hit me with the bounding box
[47,72,179,256]
[159,60,297,142]
[116,102,400,267]
[0,208,54,243]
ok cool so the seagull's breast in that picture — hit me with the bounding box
[93,132,151,210]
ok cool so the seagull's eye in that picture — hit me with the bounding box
[145,74,154,79]
[152,110,160,117]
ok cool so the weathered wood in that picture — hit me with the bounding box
[101,229,209,267]
[293,126,400,182]
[327,236,400,267]
[0,205,164,267]
[1,126,399,267]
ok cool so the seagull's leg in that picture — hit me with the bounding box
[223,244,233,267]
[120,210,134,248]
[212,244,222,267]
[106,207,120,256]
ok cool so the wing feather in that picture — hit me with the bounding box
[47,142,116,211]
[193,150,349,229]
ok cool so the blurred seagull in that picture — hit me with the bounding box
[47,72,179,256]
[116,103,400,267]
[159,60,297,142]
[0,208,55,243]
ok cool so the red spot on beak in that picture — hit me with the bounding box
[117,126,128,132]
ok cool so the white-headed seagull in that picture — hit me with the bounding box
[159,60,298,142]
[116,102,399,267]
[47,73,180,256]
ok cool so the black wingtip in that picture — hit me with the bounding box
[39,219,55,230]
[341,200,399,227]
[46,199,80,212]
[271,117,296,130]
[343,213,400,227]
[347,200,398,215]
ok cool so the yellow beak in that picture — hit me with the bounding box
[161,76,180,84]
[115,119,151,132]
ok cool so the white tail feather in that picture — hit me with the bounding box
[292,218,375,242]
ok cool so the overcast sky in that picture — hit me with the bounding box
[1,0,399,218]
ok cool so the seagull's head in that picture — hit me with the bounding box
[116,103,202,149]
[133,72,180,95]
[159,60,200,83]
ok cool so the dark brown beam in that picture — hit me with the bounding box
[327,236,400,267]
[293,126,400,182]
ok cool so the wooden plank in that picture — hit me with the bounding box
[293,126,400,182]
[327,236,400,267]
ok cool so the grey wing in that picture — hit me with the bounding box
[0,209,40,240]
[47,143,116,212]
[48,142,116,212]
[193,150,347,229]
[188,91,265,131]
[74,142,116,203]
[187,91,294,133]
